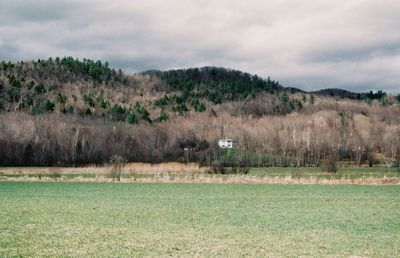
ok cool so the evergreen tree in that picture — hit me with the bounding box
[280,93,289,104]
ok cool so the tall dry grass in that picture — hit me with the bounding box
[0,162,210,175]
[2,174,400,185]
[125,162,209,174]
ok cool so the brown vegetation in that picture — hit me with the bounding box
[1,96,400,167]
[1,59,399,167]
[1,174,400,185]
[0,162,210,175]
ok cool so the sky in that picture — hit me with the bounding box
[0,0,399,93]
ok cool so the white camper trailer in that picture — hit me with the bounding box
[218,138,234,149]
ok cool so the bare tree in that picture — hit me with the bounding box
[382,127,399,169]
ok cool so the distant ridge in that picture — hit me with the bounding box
[144,68,369,99]
[311,88,363,100]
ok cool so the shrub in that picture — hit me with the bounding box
[43,100,55,112]
[273,106,281,114]
[364,97,372,106]
[367,152,380,167]
[112,104,126,114]
[155,96,170,107]
[309,94,315,104]
[194,102,206,112]
[172,103,188,114]
[27,81,35,90]
[135,102,151,123]
[56,93,67,105]
[289,99,303,110]
[99,99,109,109]
[280,93,289,104]
[237,166,250,175]
[321,155,338,173]
[127,113,137,124]
[21,95,34,108]
[33,83,46,94]
[32,105,43,116]
[7,86,21,102]
[209,164,226,174]
[156,113,168,122]
[83,94,95,107]
[228,165,250,175]
[111,104,126,121]
[209,164,250,175]
[66,105,74,113]
[50,168,62,180]
[109,154,126,181]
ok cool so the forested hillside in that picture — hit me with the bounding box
[0,57,399,167]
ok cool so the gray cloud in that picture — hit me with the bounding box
[1,0,80,24]
[0,0,399,93]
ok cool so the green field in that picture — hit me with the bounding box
[0,182,399,257]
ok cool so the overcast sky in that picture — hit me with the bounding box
[1,0,399,92]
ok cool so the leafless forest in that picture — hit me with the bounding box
[1,97,399,167]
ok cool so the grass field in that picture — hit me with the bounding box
[0,182,399,257]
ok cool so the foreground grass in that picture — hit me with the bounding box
[0,182,399,257]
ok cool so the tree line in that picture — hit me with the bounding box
[0,97,399,168]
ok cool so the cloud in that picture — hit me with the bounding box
[0,0,80,24]
[0,0,399,93]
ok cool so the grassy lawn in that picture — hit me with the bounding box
[0,182,399,257]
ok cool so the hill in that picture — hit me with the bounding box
[0,59,289,121]
[0,57,399,167]
[1,57,391,120]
